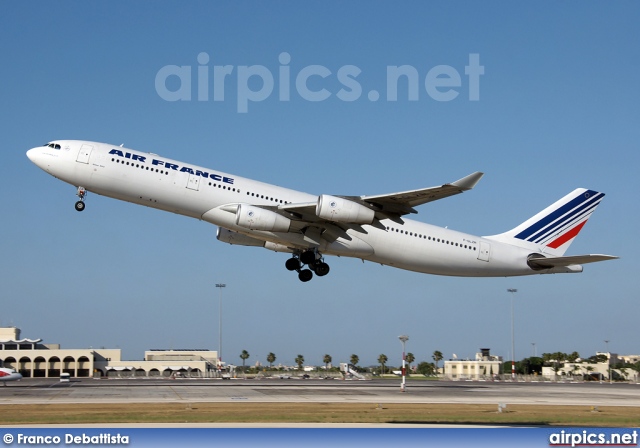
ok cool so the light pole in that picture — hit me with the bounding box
[531,342,536,357]
[399,335,409,392]
[604,339,611,384]
[216,284,226,369]
[507,289,517,380]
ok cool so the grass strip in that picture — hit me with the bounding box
[1,403,638,427]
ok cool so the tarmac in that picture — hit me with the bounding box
[1,377,639,407]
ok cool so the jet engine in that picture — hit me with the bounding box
[316,194,375,224]
[235,204,291,232]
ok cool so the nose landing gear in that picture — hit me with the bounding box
[75,186,87,212]
[285,249,330,282]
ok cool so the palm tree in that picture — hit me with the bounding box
[323,354,332,373]
[553,352,566,377]
[585,365,594,379]
[432,351,443,374]
[571,363,581,378]
[377,354,388,375]
[350,354,359,368]
[266,352,276,370]
[295,354,304,372]
[406,352,415,374]
[619,367,628,381]
[240,350,250,374]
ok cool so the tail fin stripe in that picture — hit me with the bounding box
[514,190,600,240]
[547,221,587,249]
[530,196,603,244]
[520,191,602,241]
[533,206,595,245]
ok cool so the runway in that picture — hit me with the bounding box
[1,378,639,407]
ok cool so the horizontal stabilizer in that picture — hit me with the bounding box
[528,254,618,269]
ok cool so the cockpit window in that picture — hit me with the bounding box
[46,143,61,150]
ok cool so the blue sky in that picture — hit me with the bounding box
[2,2,638,367]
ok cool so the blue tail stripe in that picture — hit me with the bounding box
[524,192,602,242]
[531,198,602,244]
[514,190,599,240]
[527,194,603,243]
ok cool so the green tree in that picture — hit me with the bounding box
[295,354,305,371]
[377,354,388,375]
[266,352,276,370]
[350,354,359,367]
[239,350,250,373]
[405,352,415,373]
[571,363,581,378]
[567,351,580,363]
[619,367,629,381]
[416,361,435,376]
[323,354,332,373]
[585,365,595,380]
[502,360,519,375]
[525,357,544,375]
[432,351,443,374]
[588,354,609,364]
[551,352,566,377]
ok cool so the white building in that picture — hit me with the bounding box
[0,327,219,378]
[444,348,502,380]
[541,352,639,382]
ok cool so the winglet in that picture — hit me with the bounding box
[450,171,484,190]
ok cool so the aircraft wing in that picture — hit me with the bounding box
[279,171,484,219]
[215,172,485,246]
[357,171,484,215]
[528,254,619,269]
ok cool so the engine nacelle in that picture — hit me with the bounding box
[216,227,265,247]
[236,204,291,232]
[316,195,375,224]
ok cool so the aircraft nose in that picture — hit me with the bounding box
[26,147,39,163]
[26,147,48,169]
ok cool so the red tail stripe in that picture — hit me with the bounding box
[547,221,587,249]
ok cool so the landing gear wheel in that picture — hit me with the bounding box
[285,258,301,271]
[74,201,85,212]
[314,262,330,277]
[298,269,313,282]
[300,250,316,265]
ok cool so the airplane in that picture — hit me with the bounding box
[26,140,617,282]
[0,367,23,385]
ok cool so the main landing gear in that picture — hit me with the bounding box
[75,186,87,212]
[285,250,330,282]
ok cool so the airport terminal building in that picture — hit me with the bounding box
[444,348,503,380]
[0,327,220,378]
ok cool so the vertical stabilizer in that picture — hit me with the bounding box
[485,189,605,256]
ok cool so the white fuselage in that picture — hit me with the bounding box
[0,368,23,382]
[27,140,544,277]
